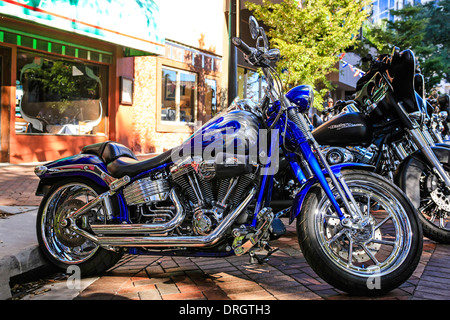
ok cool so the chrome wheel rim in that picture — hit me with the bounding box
[40,183,101,265]
[314,178,413,278]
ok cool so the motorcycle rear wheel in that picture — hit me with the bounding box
[36,178,123,277]
[296,170,422,296]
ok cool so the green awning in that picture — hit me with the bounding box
[0,0,165,56]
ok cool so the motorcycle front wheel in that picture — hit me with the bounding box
[36,178,123,276]
[418,163,450,244]
[296,170,422,296]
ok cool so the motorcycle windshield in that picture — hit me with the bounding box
[390,49,422,114]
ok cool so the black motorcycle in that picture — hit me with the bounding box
[312,47,450,244]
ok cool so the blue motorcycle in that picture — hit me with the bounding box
[34,17,422,296]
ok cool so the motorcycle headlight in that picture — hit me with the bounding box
[286,85,314,113]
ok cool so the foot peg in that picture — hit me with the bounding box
[232,208,274,256]
[249,243,279,265]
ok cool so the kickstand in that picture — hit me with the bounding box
[249,244,279,265]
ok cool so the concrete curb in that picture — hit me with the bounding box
[0,209,49,300]
[0,245,48,299]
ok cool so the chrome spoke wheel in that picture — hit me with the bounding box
[39,183,102,265]
[315,179,413,278]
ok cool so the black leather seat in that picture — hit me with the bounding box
[82,141,174,178]
[107,148,174,178]
[82,141,137,164]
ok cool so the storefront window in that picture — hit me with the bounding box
[246,70,261,101]
[161,67,197,124]
[16,51,108,135]
[237,67,267,103]
[205,78,217,117]
[237,67,245,100]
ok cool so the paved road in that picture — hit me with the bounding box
[2,164,450,301]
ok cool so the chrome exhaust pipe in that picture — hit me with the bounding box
[96,187,256,248]
[90,189,185,235]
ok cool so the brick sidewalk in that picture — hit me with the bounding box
[0,165,41,207]
[1,163,449,300]
[75,222,448,301]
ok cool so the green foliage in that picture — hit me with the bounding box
[245,0,370,110]
[361,1,449,93]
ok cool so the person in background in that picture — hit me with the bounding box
[322,98,334,121]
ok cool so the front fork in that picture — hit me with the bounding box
[289,109,365,223]
[302,139,365,223]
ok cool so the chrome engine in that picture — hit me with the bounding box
[123,178,170,205]
[121,155,258,237]
[170,156,257,236]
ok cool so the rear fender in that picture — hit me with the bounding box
[393,146,450,208]
[289,163,375,224]
[35,154,113,196]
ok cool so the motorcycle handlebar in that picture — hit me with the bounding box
[232,37,253,56]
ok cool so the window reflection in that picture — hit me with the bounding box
[237,67,267,103]
[16,51,108,135]
[205,78,217,118]
[161,67,197,124]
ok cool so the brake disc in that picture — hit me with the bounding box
[326,219,382,263]
[425,173,450,212]
[430,188,450,212]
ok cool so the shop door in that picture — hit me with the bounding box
[0,46,12,162]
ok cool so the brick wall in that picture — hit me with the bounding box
[132,56,191,154]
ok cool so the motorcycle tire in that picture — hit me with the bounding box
[417,165,450,244]
[296,170,422,296]
[419,161,450,244]
[396,146,450,244]
[36,178,123,277]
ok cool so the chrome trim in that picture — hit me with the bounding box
[409,128,450,187]
[39,164,116,186]
[34,166,48,176]
[422,127,436,146]
[67,191,113,221]
[110,176,131,192]
[95,187,257,248]
[90,189,184,235]
[392,143,408,161]
[123,177,169,205]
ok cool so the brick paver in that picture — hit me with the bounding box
[2,163,449,300]
[0,165,41,206]
[73,222,446,301]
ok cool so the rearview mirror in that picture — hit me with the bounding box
[249,16,259,40]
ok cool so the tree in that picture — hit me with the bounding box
[421,0,450,87]
[245,0,371,110]
[361,2,449,93]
